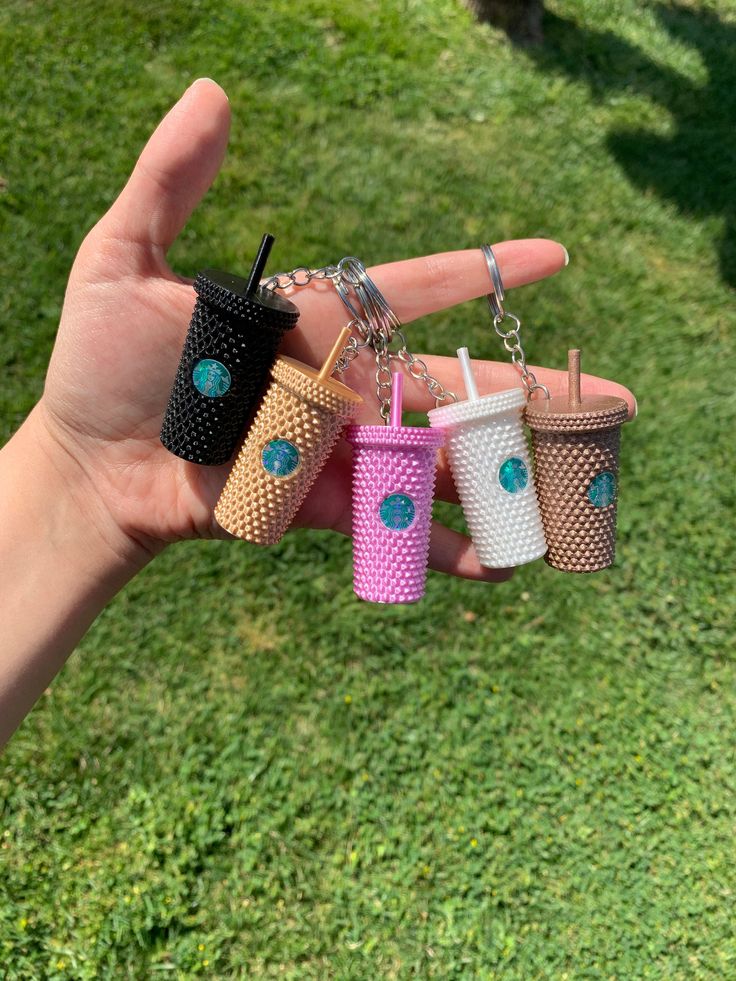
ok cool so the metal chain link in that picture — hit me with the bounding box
[482,243,549,400]
[263,265,340,291]
[264,262,367,377]
[393,328,457,415]
[266,257,457,419]
[372,333,394,421]
[492,311,550,399]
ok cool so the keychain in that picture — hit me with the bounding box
[479,245,629,573]
[325,261,452,603]
[347,372,445,604]
[428,346,547,568]
[525,348,628,572]
[159,234,299,465]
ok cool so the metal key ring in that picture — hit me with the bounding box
[337,256,401,343]
[333,277,366,329]
[481,243,505,320]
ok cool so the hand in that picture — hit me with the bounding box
[38,79,635,581]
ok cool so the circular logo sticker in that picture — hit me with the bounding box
[192,359,231,398]
[379,493,416,531]
[587,470,616,508]
[498,456,529,494]
[262,439,300,478]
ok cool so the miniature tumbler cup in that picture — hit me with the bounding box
[215,331,363,544]
[160,235,299,466]
[346,422,445,604]
[524,349,628,573]
[428,349,546,568]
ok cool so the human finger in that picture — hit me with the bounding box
[371,240,568,323]
[428,521,515,582]
[434,457,461,505]
[94,78,230,259]
[287,240,567,335]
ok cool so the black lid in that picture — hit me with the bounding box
[194,269,299,326]
[193,233,300,329]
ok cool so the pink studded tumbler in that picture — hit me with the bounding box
[346,373,445,604]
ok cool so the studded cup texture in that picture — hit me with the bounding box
[525,409,625,573]
[346,425,445,605]
[160,274,298,466]
[429,389,547,568]
[214,358,362,544]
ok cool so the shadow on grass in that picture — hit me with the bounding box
[529,4,736,286]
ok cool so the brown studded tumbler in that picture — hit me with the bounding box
[524,349,629,573]
[214,327,363,545]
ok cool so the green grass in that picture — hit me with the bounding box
[1,0,735,977]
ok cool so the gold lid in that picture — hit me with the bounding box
[525,349,628,433]
[272,356,363,416]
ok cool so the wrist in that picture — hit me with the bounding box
[0,405,159,742]
[19,403,160,577]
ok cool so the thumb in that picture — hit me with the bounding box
[92,78,230,264]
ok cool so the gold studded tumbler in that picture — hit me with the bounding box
[215,330,363,545]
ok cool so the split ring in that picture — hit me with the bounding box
[481,243,505,320]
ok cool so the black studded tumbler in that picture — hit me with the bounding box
[160,234,300,465]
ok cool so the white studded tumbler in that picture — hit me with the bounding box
[428,349,546,569]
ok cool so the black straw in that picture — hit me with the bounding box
[245,233,275,295]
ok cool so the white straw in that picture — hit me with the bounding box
[457,347,479,401]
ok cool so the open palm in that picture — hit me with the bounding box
[39,79,634,582]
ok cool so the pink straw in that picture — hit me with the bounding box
[389,371,403,427]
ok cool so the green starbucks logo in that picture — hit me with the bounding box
[588,470,616,508]
[262,439,300,478]
[498,457,529,494]
[192,359,231,398]
[379,493,416,531]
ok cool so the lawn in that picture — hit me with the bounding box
[1,0,734,977]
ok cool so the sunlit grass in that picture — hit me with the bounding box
[1,0,734,977]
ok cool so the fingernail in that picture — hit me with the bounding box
[186,78,228,100]
[562,246,570,267]
[633,397,638,419]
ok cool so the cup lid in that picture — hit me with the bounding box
[428,387,526,429]
[346,423,445,449]
[524,394,628,433]
[524,348,629,432]
[195,269,300,326]
[272,357,363,415]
